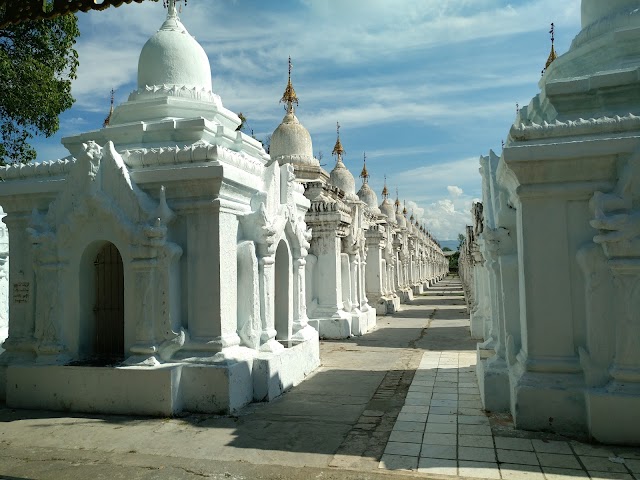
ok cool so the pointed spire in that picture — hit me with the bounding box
[394,188,401,212]
[359,152,369,184]
[402,201,407,216]
[381,175,389,199]
[410,211,415,221]
[332,121,345,159]
[164,0,178,18]
[544,22,558,71]
[103,88,115,128]
[280,56,299,114]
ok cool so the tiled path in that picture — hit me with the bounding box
[379,278,640,480]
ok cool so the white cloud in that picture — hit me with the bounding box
[447,186,464,197]
[423,198,474,241]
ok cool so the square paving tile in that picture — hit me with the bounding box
[388,430,424,444]
[401,405,429,415]
[411,381,434,387]
[494,437,534,451]
[459,394,481,401]
[392,421,425,433]
[432,393,458,400]
[430,399,457,407]
[433,387,457,394]
[571,443,615,457]
[588,473,634,480]
[385,441,421,457]
[417,457,457,476]
[458,434,494,448]
[497,449,539,466]
[459,446,497,462]
[459,399,483,409]
[379,454,418,471]
[420,444,457,460]
[458,415,489,425]
[429,406,457,415]
[625,458,640,473]
[423,433,456,446]
[458,424,492,436]
[459,382,478,388]
[459,387,480,395]
[500,463,545,480]
[579,455,628,473]
[405,392,429,400]
[458,461,501,479]
[458,407,485,416]
[531,439,573,455]
[427,414,457,424]
[405,397,430,406]
[424,422,457,434]
[537,453,582,469]
[541,467,588,479]
[396,413,428,423]
[409,386,433,394]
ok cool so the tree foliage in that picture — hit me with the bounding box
[0,4,79,164]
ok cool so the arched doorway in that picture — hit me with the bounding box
[93,242,124,361]
[274,240,291,341]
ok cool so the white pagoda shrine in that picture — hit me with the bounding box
[0,0,319,415]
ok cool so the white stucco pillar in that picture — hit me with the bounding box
[314,231,344,316]
[0,213,36,361]
[183,206,241,356]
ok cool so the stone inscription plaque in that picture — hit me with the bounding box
[13,282,30,304]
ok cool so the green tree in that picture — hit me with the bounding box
[457,232,466,251]
[0,5,79,164]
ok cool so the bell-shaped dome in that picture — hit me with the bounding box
[379,198,396,222]
[357,182,380,212]
[270,112,316,166]
[581,0,638,29]
[138,11,212,92]
[396,211,406,228]
[330,157,355,196]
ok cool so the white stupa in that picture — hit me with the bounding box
[356,154,381,215]
[329,124,356,197]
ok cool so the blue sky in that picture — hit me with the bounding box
[32,0,582,240]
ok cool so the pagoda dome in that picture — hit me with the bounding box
[357,183,380,213]
[270,112,316,166]
[330,158,356,196]
[138,10,212,92]
[379,199,396,222]
[396,211,406,228]
[581,0,638,29]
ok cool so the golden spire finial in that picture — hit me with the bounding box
[410,211,415,221]
[382,175,389,199]
[332,121,345,158]
[402,201,407,216]
[544,22,558,71]
[394,188,401,211]
[359,152,369,184]
[103,88,115,128]
[280,56,299,114]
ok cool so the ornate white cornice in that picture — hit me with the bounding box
[129,84,224,107]
[0,159,75,181]
[510,114,640,142]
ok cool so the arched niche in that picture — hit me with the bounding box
[274,239,292,341]
[78,241,124,362]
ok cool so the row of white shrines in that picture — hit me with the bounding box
[458,1,640,446]
[0,3,447,418]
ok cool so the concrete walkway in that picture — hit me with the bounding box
[0,276,638,480]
